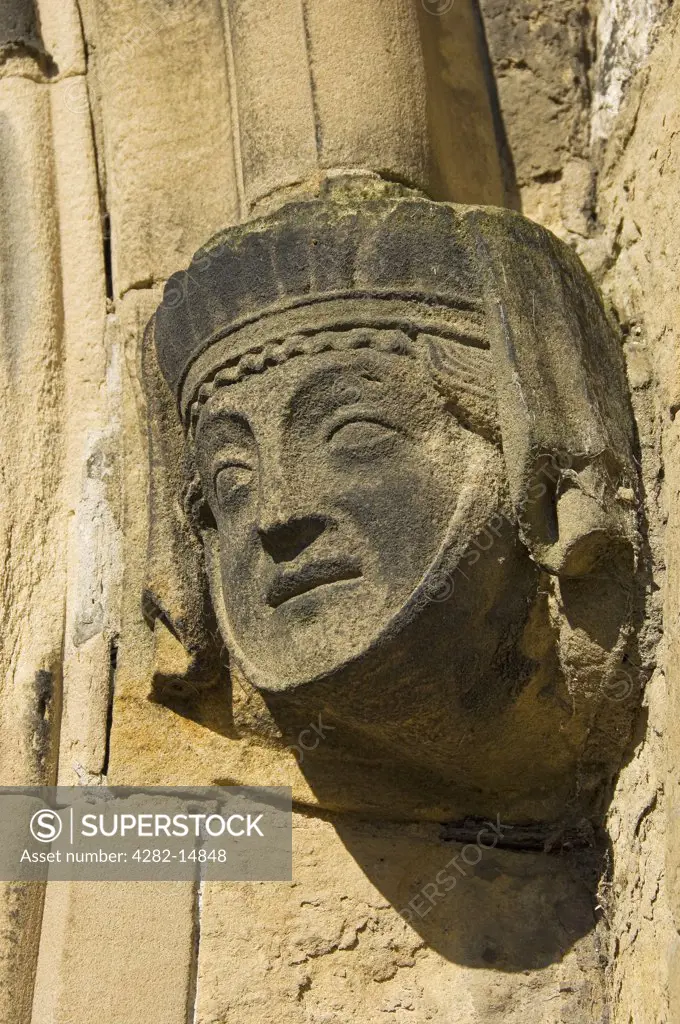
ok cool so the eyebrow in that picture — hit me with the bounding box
[285,366,386,415]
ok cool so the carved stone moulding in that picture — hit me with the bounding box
[143,184,641,825]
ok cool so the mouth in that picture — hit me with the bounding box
[267,559,363,609]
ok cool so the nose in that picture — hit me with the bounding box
[257,515,328,563]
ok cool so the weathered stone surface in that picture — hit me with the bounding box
[221,0,506,213]
[80,0,508,301]
[0,0,84,80]
[31,881,197,1024]
[143,190,640,825]
[0,80,64,786]
[80,0,240,296]
[479,0,596,235]
[49,69,119,791]
[479,0,673,238]
[0,14,110,794]
[0,6,110,1016]
[195,812,605,1024]
[0,1,676,1021]
[0,74,67,1024]
[591,6,680,1019]
[592,0,673,148]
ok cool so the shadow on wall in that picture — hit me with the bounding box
[471,0,522,211]
[170,520,651,976]
[330,814,607,972]
[162,546,651,971]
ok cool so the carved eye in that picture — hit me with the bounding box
[327,418,399,457]
[214,463,254,505]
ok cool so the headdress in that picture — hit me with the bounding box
[143,196,638,685]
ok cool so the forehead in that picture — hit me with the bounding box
[196,347,437,431]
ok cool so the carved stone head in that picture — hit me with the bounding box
[144,193,640,822]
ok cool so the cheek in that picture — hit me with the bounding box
[215,517,260,604]
[328,441,462,578]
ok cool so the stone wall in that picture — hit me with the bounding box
[490,2,680,1014]
[1,1,679,1021]
[595,6,680,1018]
[480,0,596,237]
[483,3,680,1019]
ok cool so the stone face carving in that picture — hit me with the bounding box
[144,186,640,823]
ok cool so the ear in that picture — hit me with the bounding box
[517,454,637,580]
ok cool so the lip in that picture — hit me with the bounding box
[267,559,362,608]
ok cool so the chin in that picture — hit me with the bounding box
[226,556,463,695]
[227,578,398,691]
[232,630,375,694]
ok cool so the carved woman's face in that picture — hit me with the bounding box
[195,344,490,690]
